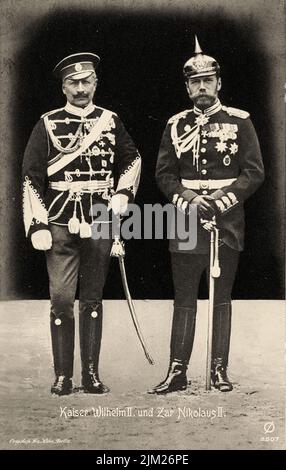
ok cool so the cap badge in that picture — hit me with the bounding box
[75,63,83,72]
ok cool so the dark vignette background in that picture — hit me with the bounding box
[0,0,284,300]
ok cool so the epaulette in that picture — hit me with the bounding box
[222,106,250,119]
[41,107,65,119]
[167,109,193,124]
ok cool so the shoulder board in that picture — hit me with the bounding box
[41,107,65,119]
[167,109,193,124]
[95,105,117,117]
[222,106,249,119]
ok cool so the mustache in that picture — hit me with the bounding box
[193,94,216,102]
[197,93,212,98]
[189,91,213,99]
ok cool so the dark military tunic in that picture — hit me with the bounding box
[22,101,141,320]
[23,102,141,237]
[156,100,264,253]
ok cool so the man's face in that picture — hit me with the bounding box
[186,75,221,109]
[62,73,97,108]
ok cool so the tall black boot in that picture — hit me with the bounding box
[50,315,74,395]
[148,307,196,394]
[211,303,233,392]
[79,301,109,394]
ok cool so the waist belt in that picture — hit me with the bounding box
[181,178,237,190]
[49,179,113,192]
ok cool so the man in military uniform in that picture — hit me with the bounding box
[149,37,264,394]
[22,53,141,395]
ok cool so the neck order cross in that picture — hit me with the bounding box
[171,100,222,169]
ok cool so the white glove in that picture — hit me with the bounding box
[111,194,129,216]
[172,194,189,213]
[31,229,52,251]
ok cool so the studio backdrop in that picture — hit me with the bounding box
[0,0,284,300]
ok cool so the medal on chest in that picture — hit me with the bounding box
[207,124,239,166]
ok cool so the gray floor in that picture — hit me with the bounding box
[0,300,285,450]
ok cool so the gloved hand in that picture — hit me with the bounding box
[212,192,239,215]
[111,194,129,216]
[172,194,189,213]
[172,193,215,217]
[191,195,216,219]
[31,229,52,251]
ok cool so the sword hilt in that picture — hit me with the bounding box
[110,235,125,257]
[211,227,221,278]
[201,218,221,278]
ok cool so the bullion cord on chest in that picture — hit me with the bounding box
[44,108,117,235]
[170,100,223,169]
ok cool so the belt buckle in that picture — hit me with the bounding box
[200,180,209,190]
[74,182,81,191]
[70,181,83,193]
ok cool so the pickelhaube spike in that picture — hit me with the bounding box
[194,35,203,54]
[183,36,220,79]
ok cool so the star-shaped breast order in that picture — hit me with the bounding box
[229,142,238,155]
[195,115,209,127]
[215,141,228,153]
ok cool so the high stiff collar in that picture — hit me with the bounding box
[193,99,222,117]
[64,101,95,117]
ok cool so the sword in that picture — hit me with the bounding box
[110,217,154,365]
[201,217,221,390]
